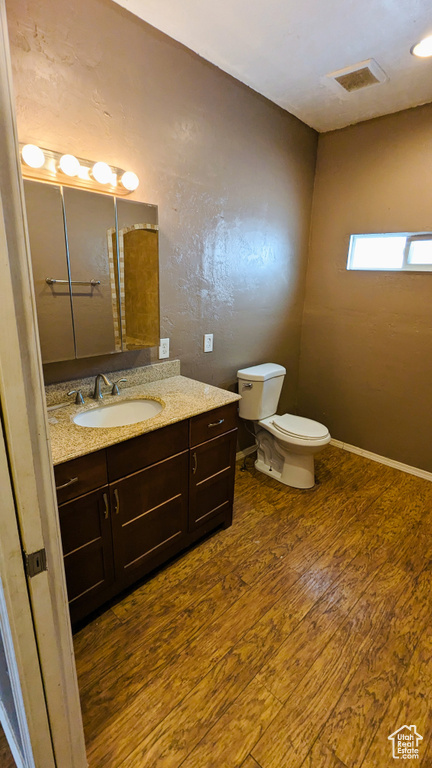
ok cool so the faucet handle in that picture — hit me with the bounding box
[68,389,85,405]
[111,378,127,396]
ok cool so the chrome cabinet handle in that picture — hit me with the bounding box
[192,452,197,475]
[208,418,224,428]
[56,476,78,490]
[102,492,109,520]
[46,278,100,286]
[114,488,120,514]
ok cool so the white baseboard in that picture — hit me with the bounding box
[236,445,257,462]
[331,438,432,483]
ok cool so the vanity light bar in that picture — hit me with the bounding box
[19,143,139,196]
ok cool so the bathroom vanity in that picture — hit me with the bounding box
[49,369,240,624]
[28,175,240,624]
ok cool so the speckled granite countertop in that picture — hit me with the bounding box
[48,375,241,465]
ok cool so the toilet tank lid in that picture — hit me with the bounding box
[237,363,286,381]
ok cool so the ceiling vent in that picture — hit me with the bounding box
[326,58,387,95]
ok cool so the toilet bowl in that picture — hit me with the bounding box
[237,363,330,489]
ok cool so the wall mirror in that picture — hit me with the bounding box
[23,180,159,363]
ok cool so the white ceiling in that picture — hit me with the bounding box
[112,0,432,132]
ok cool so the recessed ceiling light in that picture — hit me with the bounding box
[411,35,432,58]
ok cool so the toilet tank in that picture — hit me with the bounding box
[237,363,286,420]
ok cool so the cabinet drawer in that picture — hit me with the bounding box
[54,450,107,504]
[189,402,238,447]
[106,419,189,481]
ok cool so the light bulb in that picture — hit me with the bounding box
[59,154,80,177]
[78,165,90,180]
[121,171,139,191]
[411,35,432,57]
[22,144,45,169]
[92,161,113,185]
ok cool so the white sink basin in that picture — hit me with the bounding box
[73,399,163,428]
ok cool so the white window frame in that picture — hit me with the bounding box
[347,232,432,271]
[404,234,432,270]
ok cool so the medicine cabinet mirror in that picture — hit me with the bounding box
[23,180,160,364]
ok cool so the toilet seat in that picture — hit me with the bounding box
[259,413,330,443]
[271,414,329,441]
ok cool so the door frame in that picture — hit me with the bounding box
[0,2,87,766]
[0,414,54,768]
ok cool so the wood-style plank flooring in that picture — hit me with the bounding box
[74,445,432,767]
[0,724,16,768]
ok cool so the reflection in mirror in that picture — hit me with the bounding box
[63,188,119,359]
[23,181,75,363]
[115,200,160,350]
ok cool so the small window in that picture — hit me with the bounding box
[407,236,432,266]
[347,233,432,271]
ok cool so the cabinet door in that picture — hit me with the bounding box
[58,486,115,624]
[110,451,189,589]
[23,180,75,362]
[189,429,237,531]
[116,199,160,350]
[63,187,120,358]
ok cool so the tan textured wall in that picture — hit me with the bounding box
[6,0,317,419]
[298,103,432,471]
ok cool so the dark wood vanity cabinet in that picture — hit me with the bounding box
[54,403,237,623]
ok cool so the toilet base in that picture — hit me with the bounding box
[255,452,315,489]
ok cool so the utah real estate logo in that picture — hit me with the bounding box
[388,725,423,759]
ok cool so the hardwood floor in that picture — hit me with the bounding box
[73,445,432,767]
[0,724,16,768]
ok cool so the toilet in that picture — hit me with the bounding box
[237,363,330,489]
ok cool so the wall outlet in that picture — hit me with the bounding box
[203,333,213,353]
[159,338,169,359]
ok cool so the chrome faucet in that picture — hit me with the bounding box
[92,373,112,400]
